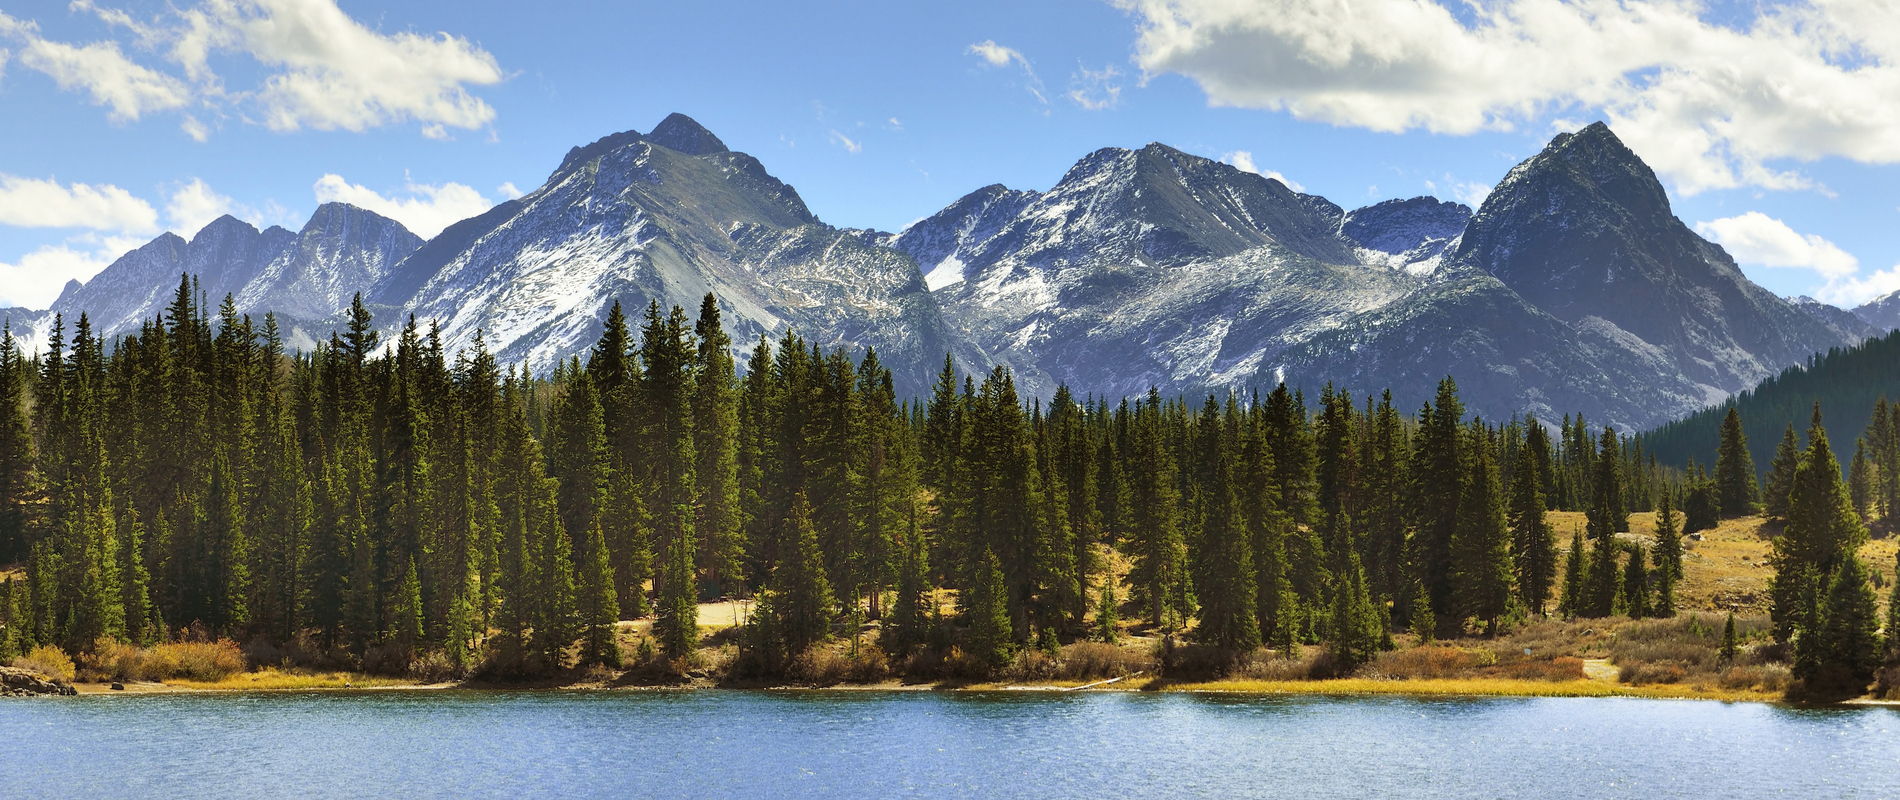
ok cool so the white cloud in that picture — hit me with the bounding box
[967,39,1048,105]
[1451,181,1491,209]
[1695,212,1859,278]
[885,117,903,131]
[1067,64,1123,110]
[1223,150,1304,192]
[0,234,145,308]
[312,173,493,238]
[1124,0,1900,195]
[968,40,1025,68]
[0,10,189,121]
[1820,267,1900,308]
[1694,211,1899,305]
[166,178,236,235]
[496,181,523,200]
[827,129,862,154]
[180,114,209,141]
[6,1,504,138]
[0,174,157,232]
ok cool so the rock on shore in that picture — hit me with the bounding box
[0,666,79,697]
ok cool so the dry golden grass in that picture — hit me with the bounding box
[1546,511,1898,616]
[1159,676,1775,701]
[166,668,416,691]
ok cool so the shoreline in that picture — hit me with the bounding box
[58,673,1787,704]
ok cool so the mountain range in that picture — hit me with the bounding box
[1,114,1890,428]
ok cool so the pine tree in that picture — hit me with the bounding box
[962,548,1013,672]
[1126,390,1191,630]
[886,524,932,656]
[1585,427,1626,538]
[1509,423,1556,616]
[1715,407,1759,517]
[577,523,621,667]
[389,556,425,654]
[642,303,699,660]
[1620,542,1649,619]
[1764,424,1801,520]
[1850,438,1874,522]
[1651,493,1682,618]
[692,294,744,596]
[1560,528,1586,618]
[1094,579,1120,644]
[1450,425,1512,634]
[1579,531,1621,618]
[1886,553,1900,662]
[1773,407,1866,644]
[1194,402,1258,652]
[1411,377,1463,621]
[1328,551,1382,673]
[1796,557,1881,697]
[772,495,834,658]
[1720,612,1739,662]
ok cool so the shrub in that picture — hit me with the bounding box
[1053,642,1152,680]
[789,644,889,685]
[12,644,76,682]
[1232,648,1330,681]
[1366,646,1484,680]
[145,640,247,681]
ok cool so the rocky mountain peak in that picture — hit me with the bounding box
[647,112,729,156]
[1341,197,1471,256]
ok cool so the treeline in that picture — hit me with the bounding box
[0,277,1892,694]
[1647,327,1900,479]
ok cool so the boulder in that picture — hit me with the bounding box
[0,666,79,697]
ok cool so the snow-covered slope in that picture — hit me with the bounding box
[375,113,978,394]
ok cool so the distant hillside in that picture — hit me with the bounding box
[1645,328,1900,472]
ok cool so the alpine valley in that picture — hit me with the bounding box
[2,114,1888,428]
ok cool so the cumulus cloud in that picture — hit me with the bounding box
[0,10,189,120]
[0,234,146,308]
[1124,0,1900,195]
[0,174,158,232]
[166,178,237,236]
[1695,212,1859,278]
[496,182,523,200]
[1223,150,1304,192]
[968,39,1048,105]
[312,173,493,239]
[1695,211,1894,305]
[4,1,504,138]
[827,129,862,154]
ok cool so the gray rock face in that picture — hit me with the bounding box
[8,206,414,353]
[1792,296,1879,340]
[1453,122,1862,405]
[1855,290,1900,333]
[906,122,1861,428]
[373,114,978,395]
[1340,197,1471,268]
[0,666,77,697]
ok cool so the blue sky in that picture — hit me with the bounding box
[3,0,1899,309]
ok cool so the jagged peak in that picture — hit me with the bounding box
[304,202,413,237]
[188,214,260,243]
[552,128,647,180]
[646,112,729,156]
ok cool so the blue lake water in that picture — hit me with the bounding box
[3,690,1898,798]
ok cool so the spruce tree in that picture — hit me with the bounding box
[1764,424,1800,520]
[1411,377,1463,622]
[886,524,931,656]
[963,548,1014,672]
[1797,557,1881,697]
[1094,579,1120,644]
[1560,528,1585,618]
[1328,551,1382,673]
[1651,493,1682,618]
[1850,439,1874,522]
[692,294,744,596]
[773,495,834,658]
[1620,542,1649,620]
[1579,531,1621,618]
[1450,425,1512,634]
[1772,407,1866,644]
[577,523,622,667]
[1509,424,1556,616]
[1714,407,1759,517]
[1721,612,1739,662]
[1585,427,1626,538]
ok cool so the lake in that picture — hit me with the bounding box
[3,690,1897,798]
